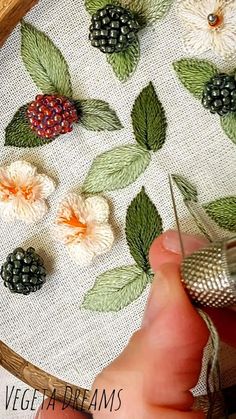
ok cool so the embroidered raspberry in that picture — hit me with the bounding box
[1,247,46,295]
[202,74,236,116]
[89,4,140,54]
[26,94,79,139]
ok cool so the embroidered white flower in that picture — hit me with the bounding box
[177,0,236,59]
[0,160,55,224]
[54,193,114,266]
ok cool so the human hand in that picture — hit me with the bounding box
[36,230,236,419]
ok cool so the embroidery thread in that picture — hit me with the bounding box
[173,58,236,144]
[85,0,174,81]
[5,22,123,148]
[172,174,236,234]
[82,188,163,311]
[83,82,167,193]
[0,160,55,224]
[54,193,114,266]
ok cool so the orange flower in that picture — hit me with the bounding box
[55,193,114,266]
[0,161,55,223]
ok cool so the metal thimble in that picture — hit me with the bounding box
[181,237,236,308]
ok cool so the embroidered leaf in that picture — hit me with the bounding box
[82,265,150,312]
[131,82,167,152]
[204,197,236,232]
[221,114,236,145]
[106,38,140,82]
[121,0,173,27]
[21,21,72,97]
[83,144,151,193]
[171,174,198,203]
[5,105,52,148]
[173,59,218,99]
[75,99,123,131]
[85,0,120,14]
[126,187,163,271]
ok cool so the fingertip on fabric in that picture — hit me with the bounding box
[149,230,208,272]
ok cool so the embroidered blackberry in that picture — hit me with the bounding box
[26,94,79,139]
[89,4,140,53]
[202,74,236,116]
[1,247,47,295]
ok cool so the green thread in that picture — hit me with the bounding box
[173,59,218,100]
[122,0,173,26]
[126,187,163,272]
[204,197,236,232]
[172,174,198,203]
[75,99,123,131]
[132,82,167,151]
[85,0,120,15]
[171,174,214,241]
[106,38,140,82]
[82,265,150,312]
[5,105,52,148]
[221,113,236,145]
[83,144,151,193]
[21,21,73,97]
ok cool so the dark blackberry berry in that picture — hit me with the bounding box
[27,94,79,140]
[1,247,47,295]
[202,73,236,116]
[89,4,140,53]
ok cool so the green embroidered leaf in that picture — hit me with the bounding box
[75,99,123,131]
[82,265,150,312]
[21,21,72,97]
[126,187,163,271]
[83,144,151,193]
[121,0,173,27]
[173,59,218,99]
[85,0,120,14]
[106,38,140,82]
[221,113,236,145]
[131,82,167,152]
[204,197,236,232]
[171,174,198,203]
[5,105,52,148]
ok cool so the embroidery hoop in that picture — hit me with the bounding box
[1,340,236,415]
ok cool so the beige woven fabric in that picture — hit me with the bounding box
[0,0,236,417]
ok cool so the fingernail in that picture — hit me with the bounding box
[142,267,171,327]
[163,230,208,255]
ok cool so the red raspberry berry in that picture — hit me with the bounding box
[26,94,79,139]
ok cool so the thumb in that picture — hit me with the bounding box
[91,263,209,419]
[142,263,209,410]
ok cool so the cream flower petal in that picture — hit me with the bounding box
[0,201,18,222]
[57,193,87,224]
[67,242,95,266]
[85,196,110,223]
[16,198,48,223]
[7,161,37,186]
[33,174,56,199]
[212,28,236,59]
[177,0,216,28]
[183,29,212,55]
[86,223,114,255]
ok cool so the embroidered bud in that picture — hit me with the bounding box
[27,94,79,139]
[89,4,140,54]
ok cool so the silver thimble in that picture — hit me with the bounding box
[181,237,236,308]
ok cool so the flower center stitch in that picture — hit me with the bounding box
[207,12,223,28]
[1,182,34,201]
[58,211,87,242]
